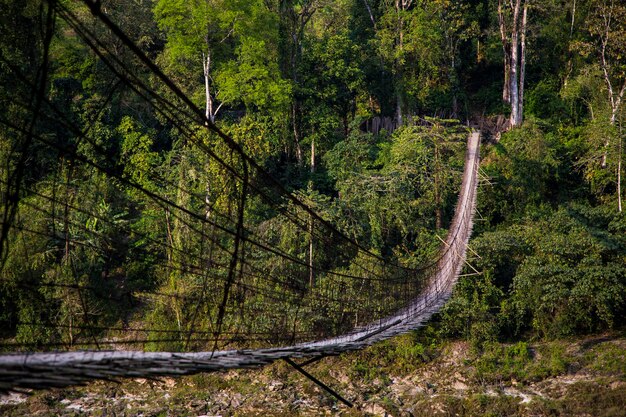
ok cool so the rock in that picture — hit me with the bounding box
[363,402,389,416]
[0,392,27,406]
[268,381,284,391]
[335,373,351,385]
[452,381,468,391]
[425,382,437,394]
[230,393,244,408]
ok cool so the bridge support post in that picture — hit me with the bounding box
[283,358,353,408]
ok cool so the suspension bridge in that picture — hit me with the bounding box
[0,130,480,395]
[0,0,481,399]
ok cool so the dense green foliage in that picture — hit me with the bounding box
[0,0,625,352]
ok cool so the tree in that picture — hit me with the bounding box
[571,0,626,210]
[431,0,479,118]
[588,0,626,187]
[376,0,418,123]
[589,0,626,127]
[271,0,327,164]
[0,0,55,263]
[375,1,477,120]
[154,0,281,123]
[324,121,466,254]
[498,0,529,127]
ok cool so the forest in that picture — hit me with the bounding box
[0,0,625,368]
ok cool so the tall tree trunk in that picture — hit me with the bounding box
[394,0,411,125]
[203,52,212,123]
[598,1,626,167]
[395,36,403,124]
[450,45,459,118]
[498,0,511,104]
[292,101,302,164]
[170,151,189,332]
[518,3,528,125]
[503,49,511,104]
[203,51,223,124]
[290,25,302,165]
[278,1,318,166]
[204,161,212,221]
[434,140,442,230]
[362,0,376,29]
[308,138,315,287]
[570,0,576,37]
[601,84,625,167]
[501,0,527,127]
[509,0,521,127]
[618,125,622,212]
[563,0,577,89]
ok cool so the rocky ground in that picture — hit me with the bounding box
[2,332,626,416]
